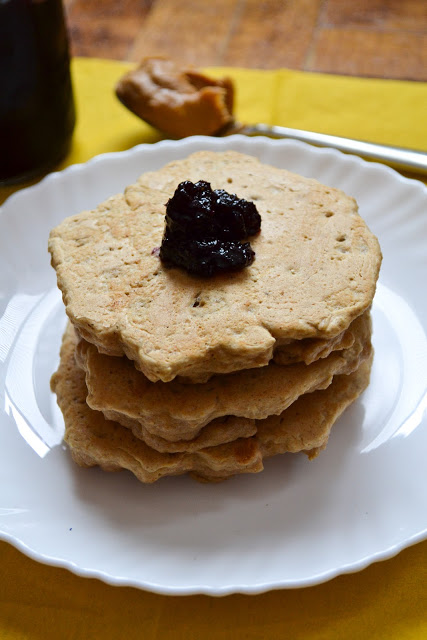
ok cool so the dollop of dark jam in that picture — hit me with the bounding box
[159,180,261,277]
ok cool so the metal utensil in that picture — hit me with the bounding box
[221,122,427,175]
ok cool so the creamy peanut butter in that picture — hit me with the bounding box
[115,56,234,137]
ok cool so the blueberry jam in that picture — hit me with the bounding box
[159,180,261,277]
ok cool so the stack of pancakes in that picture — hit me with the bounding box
[49,151,381,483]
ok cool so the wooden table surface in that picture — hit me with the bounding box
[64,0,427,81]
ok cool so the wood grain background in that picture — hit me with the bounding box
[63,0,427,81]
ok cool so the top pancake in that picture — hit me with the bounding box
[48,151,381,382]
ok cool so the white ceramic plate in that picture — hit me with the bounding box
[1,136,427,596]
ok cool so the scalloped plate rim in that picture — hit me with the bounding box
[1,135,427,596]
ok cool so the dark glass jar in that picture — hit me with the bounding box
[0,0,76,184]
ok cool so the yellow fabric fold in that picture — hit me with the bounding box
[210,65,427,150]
[67,58,427,162]
[1,58,427,639]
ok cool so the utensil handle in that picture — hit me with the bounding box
[241,123,427,175]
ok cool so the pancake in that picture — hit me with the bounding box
[51,328,261,483]
[74,311,371,443]
[273,321,355,366]
[51,325,372,483]
[48,150,381,383]
[194,354,373,482]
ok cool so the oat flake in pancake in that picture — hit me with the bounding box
[48,151,381,382]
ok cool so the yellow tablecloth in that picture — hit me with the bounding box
[1,58,427,639]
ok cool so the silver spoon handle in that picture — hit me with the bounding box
[239,123,427,175]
